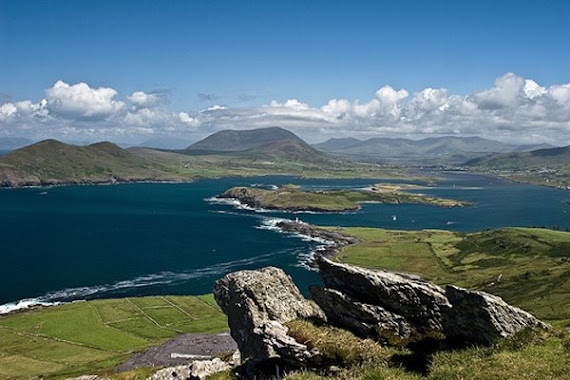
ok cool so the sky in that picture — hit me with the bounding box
[0,0,569,146]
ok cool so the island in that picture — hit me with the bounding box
[217,183,472,212]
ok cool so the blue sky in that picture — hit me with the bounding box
[0,0,569,145]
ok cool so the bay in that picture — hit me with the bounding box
[0,173,569,310]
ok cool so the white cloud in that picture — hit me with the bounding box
[179,112,199,126]
[0,74,569,145]
[45,80,125,120]
[127,91,165,108]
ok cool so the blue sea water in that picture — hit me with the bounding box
[0,173,569,311]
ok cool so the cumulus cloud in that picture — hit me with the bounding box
[0,74,569,145]
[127,91,166,108]
[45,80,125,120]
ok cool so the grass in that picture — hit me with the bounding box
[219,185,469,212]
[211,323,570,380]
[0,295,228,379]
[329,226,570,326]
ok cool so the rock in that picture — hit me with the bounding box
[66,376,99,380]
[309,286,415,344]
[443,285,549,344]
[313,257,547,345]
[146,358,230,380]
[213,267,324,365]
[316,256,451,333]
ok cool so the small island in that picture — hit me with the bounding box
[217,183,472,212]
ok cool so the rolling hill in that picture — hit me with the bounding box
[315,136,553,165]
[0,139,184,187]
[466,145,570,168]
[465,145,570,188]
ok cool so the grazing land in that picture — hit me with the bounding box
[218,184,470,212]
[328,226,570,326]
[0,295,227,379]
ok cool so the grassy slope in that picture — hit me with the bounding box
[329,227,570,326]
[466,145,570,188]
[0,139,419,187]
[0,140,187,186]
[220,186,470,211]
[133,147,414,180]
[0,295,227,379]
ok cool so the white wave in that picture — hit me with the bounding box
[0,299,61,314]
[204,196,270,213]
[0,252,280,315]
[258,217,336,270]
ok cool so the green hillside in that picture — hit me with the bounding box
[465,145,570,188]
[0,295,227,379]
[0,140,186,187]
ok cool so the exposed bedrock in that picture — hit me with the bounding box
[312,256,548,345]
[213,267,324,367]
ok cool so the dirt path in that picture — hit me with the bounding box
[115,332,237,372]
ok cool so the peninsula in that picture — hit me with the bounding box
[218,183,471,212]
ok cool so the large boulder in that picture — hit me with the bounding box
[309,285,415,344]
[213,267,324,366]
[313,257,547,345]
[443,285,550,344]
[316,256,451,333]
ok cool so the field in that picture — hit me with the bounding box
[0,295,227,379]
[329,226,570,326]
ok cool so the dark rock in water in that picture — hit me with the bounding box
[316,256,451,333]
[443,285,549,344]
[310,285,415,344]
[213,267,324,367]
[313,256,547,345]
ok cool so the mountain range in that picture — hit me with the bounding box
[314,136,553,164]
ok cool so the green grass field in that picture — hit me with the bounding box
[329,226,570,326]
[0,295,227,380]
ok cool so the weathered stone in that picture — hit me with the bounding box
[314,257,548,346]
[146,358,230,380]
[213,267,324,365]
[443,285,549,344]
[316,256,451,332]
[310,285,415,343]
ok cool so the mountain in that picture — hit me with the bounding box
[465,145,570,169]
[0,139,181,187]
[138,137,192,149]
[313,137,363,151]
[465,145,570,188]
[314,136,550,165]
[183,127,329,161]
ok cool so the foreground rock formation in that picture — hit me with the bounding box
[213,267,324,367]
[213,258,548,376]
[312,256,548,345]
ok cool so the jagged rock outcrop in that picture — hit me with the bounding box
[444,285,549,344]
[146,358,230,380]
[315,256,451,334]
[213,267,325,366]
[312,257,547,345]
[309,286,415,344]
